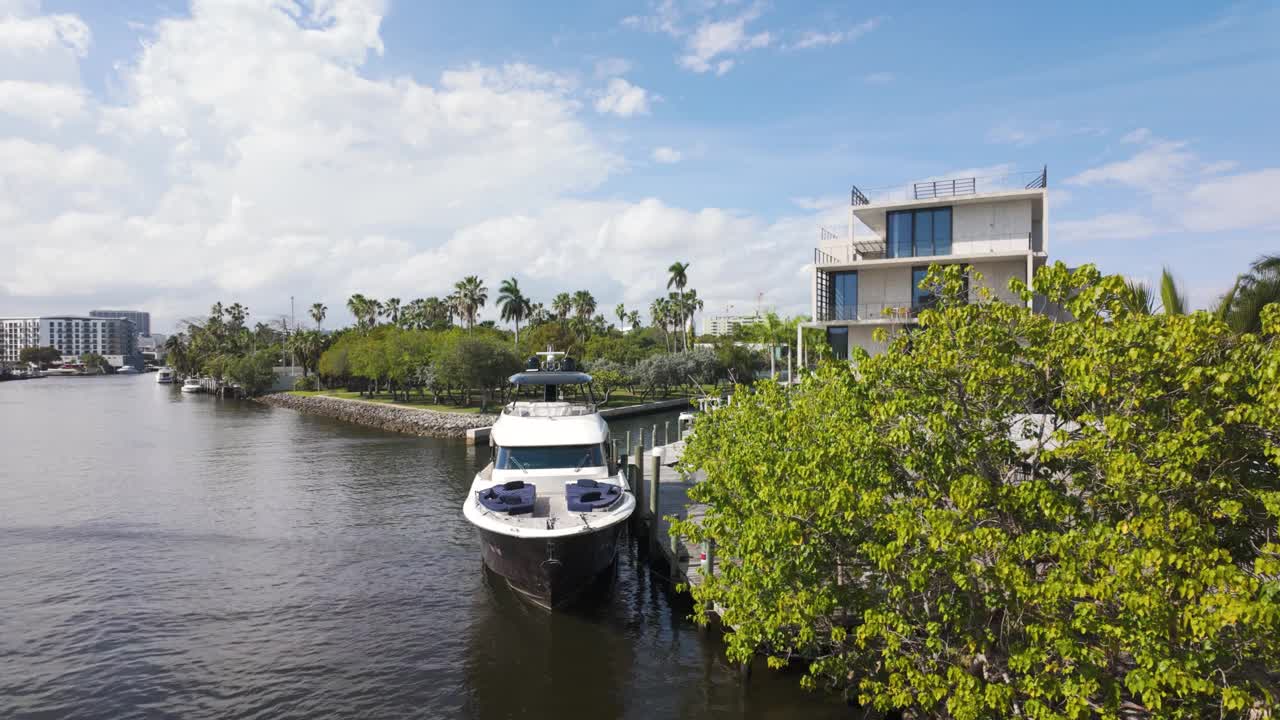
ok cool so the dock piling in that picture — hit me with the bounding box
[647,452,660,521]
[631,444,645,523]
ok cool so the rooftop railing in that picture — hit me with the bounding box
[849,167,1048,206]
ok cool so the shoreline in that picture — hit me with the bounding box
[257,392,693,440]
[256,392,498,438]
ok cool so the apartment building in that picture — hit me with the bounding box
[90,309,151,337]
[799,167,1049,361]
[1,316,140,366]
[705,313,762,337]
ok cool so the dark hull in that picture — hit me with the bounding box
[478,523,625,610]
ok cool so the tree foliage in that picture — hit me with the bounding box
[19,345,62,367]
[675,263,1280,719]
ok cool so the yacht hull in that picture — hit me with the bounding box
[477,523,625,610]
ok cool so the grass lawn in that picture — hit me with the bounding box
[289,386,713,414]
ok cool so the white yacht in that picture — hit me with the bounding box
[462,353,636,610]
[155,367,176,384]
[115,365,140,375]
[180,378,201,393]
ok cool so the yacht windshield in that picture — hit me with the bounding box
[497,445,604,471]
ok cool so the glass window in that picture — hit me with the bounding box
[932,208,952,255]
[915,210,933,256]
[887,211,913,259]
[886,207,952,258]
[825,327,848,361]
[831,271,857,320]
[912,267,938,312]
[497,444,604,471]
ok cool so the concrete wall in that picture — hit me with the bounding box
[967,257,1030,305]
[952,199,1033,253]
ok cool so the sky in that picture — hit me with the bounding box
[1,0,1278,333]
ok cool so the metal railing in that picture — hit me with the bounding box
[913,177,976,200]
[818,226,843,243]
[820,303,920,322]
[813,232,1032,266]
[814,247,841,265]
[847,168,1047,205]
[1025,165,1047,189]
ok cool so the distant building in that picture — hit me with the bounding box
[1,316,142,368]
[705,313,762,337]
[90,309,151,337]
[800,167,1051,361]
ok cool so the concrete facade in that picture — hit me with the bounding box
[90,310,151,337]
[802,171,1050,362]
[705,313,761,337]
[1,316,142,367]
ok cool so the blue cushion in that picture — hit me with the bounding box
[565,482,621,512]
[478,482,536,514]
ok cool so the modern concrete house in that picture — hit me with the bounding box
[799,168,1049,362]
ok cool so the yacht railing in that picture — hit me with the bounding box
[503,401,597,418]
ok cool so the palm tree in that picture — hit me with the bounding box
[615,303,627,330]
[667,262,690,350]
[651,298,672,351]
[682,289,703,349]
[552,293,573,323]
[382,297,402,326]
[452,276,488,331]
[627,310,641,331]
[310,302,327,331]
[1160,267,1187,315]
[667,261,690,293]
[572,290,596,322]
[1219,254,1280,334]
[751,311,789,379]
[497,277,532,348]
[1122,279,1155,315]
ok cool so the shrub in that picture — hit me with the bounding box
[675,263,1280,718]
[293,375,317,391]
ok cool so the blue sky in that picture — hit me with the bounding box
[3,0,1278,331]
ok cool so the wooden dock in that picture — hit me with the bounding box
[625,439,718,595]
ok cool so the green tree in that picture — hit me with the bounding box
[615,303,627,329]
[451,276,488,331]
[19,345,62,368]
[78,352,111,374]
[382,297,402,326]
[551,292,573,323]
[229,350,278,395]
[1122,278,1155,315]
[674,263,1280,718]
[310,302,327,330]
[1219,254,1280,334]
[497,277,532,349]
[1160,266,1187,315]
[572,289,596,321]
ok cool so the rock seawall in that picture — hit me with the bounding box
[258,393,497,438]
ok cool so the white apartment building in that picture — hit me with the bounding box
[705,313,762,337]
[799,168,1049,361]
[1,316,139,365]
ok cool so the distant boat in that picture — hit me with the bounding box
[180,378,201,393]
[115,366,140,375]
[44,365,82,377]
[155,368,176,384]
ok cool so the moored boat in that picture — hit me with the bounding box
[461,353,635,610]
[155,367,176,384]
[180,378,201,393]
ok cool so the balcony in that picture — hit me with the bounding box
[814,233,1033,267]
[850,167,1046,206]
[817,302,921,323]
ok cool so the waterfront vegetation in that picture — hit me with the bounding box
[157,261,806,403]
[675,262,1280,718]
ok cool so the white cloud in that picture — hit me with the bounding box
[1066,140,1195,190]
[0,0,829,330]
[1179,169,1280,233]
[1121,127,1152,144]
[0,79,84,126]
[0,6,89,56]
[679,8,771,75]
[790,18,880,50]
[1055,213,1159,244]
[651,146,682,164]
[595,77,651,117]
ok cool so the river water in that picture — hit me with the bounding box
[0,376,846,719]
